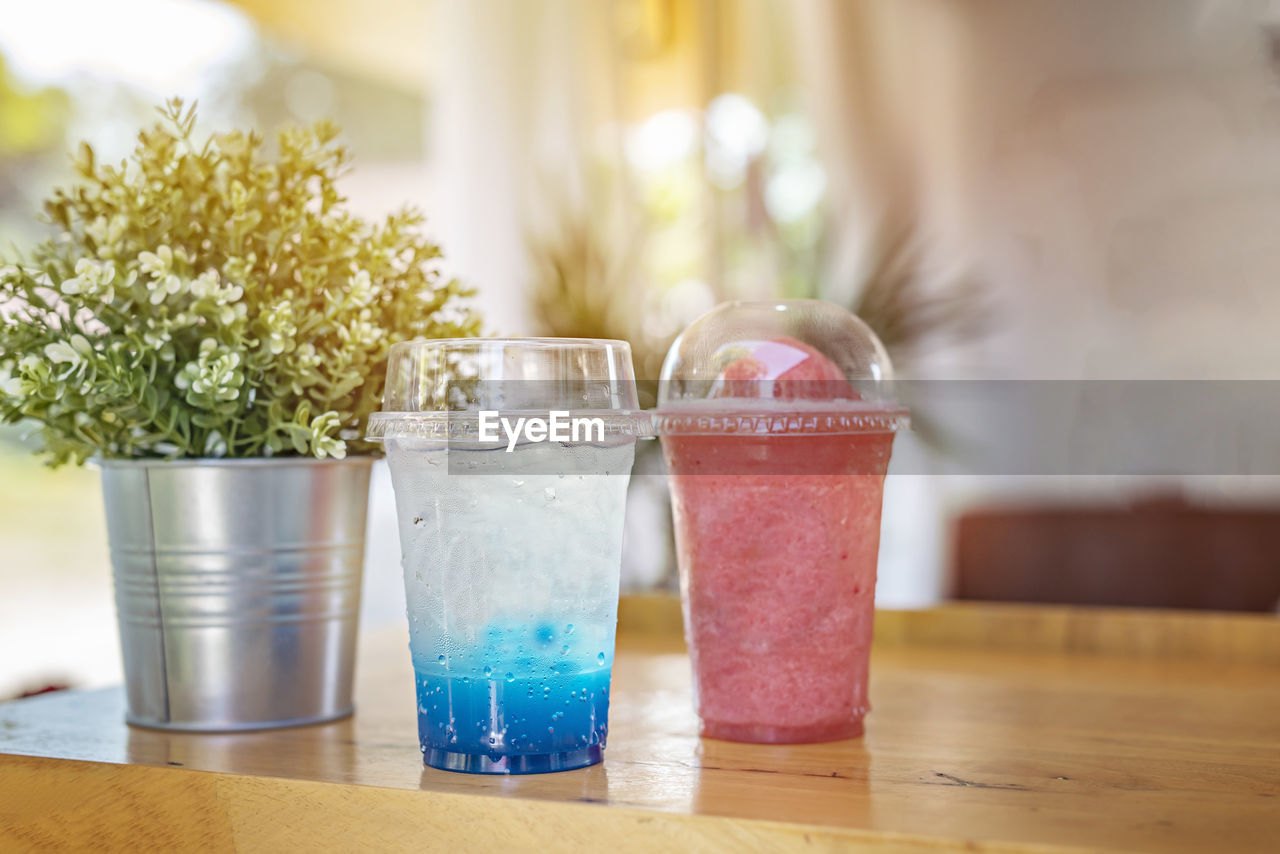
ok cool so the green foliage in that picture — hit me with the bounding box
[0,99,480,465]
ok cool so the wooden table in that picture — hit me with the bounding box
[2,598,1278,852]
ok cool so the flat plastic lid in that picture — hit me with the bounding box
[367,338,652,441]
[654,300,909,436]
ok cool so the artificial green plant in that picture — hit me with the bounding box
[0,99,479,465]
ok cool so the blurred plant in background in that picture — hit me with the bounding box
[528,170,648,368]
[849,225,986,375]
[529,93,829,392]
[845,221,988,452]
[528,87,984,393]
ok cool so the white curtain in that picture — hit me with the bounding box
[423,0,617,335]
[791,0,977,314]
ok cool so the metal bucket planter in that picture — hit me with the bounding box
[99,456,374,731]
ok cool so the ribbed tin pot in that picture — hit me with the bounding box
[99,456,373,731]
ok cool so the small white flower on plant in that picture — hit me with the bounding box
[86,215,128,258]
[337,314,379,349]
[203,430,228,457]
[309,411,346,459]
[138,245,171,276]
[294,342,321,368]
[175,338,245,405]
[221,254,256,285]
[348,269,373,306]
[43,334,94,367]
[142,318,172,349]
[189,269,245,325]
[59,258,116,303]
[261,300,298,355]
[148,276,184,304]
[0,362,22,397]
[10,354,47,395]
[285,342,323,394]
[137,245,185,304]
[188,269,221,300]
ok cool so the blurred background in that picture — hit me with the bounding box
[3,0,1280,698]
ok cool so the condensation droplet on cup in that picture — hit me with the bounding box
[544,487,556,501]
[565,624,575,635]
[437,654,446,664]
[505,672,515,683]
[483,665,492,677]
[560,645,570,655]
[597,652,606,665]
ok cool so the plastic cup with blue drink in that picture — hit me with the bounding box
[367,339,650,774]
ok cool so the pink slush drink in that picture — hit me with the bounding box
[660,335,898,743]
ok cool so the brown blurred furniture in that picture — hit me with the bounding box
[954,497,1280,611]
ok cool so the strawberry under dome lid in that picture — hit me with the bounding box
[653,300,909,436]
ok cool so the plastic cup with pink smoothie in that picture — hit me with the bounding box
[654,300,908,743]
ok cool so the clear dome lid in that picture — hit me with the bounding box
[367,338,651,441]
[654,300,909,435]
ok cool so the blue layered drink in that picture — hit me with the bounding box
[371,338,646,774]
[414,622,614,772]
[384,436,636,773]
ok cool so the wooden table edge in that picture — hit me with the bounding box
[0,752,1116,854]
